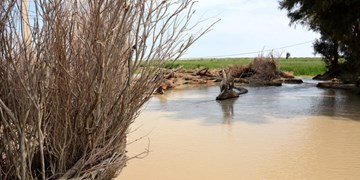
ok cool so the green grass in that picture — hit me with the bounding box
[165,58,253,69]
[278,58,326,76]
[165,57,326,76]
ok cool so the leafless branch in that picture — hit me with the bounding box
[0,0,214,179]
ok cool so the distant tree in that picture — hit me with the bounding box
[279,0,360,78]
[285,52,291,59]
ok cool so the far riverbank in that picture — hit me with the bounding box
[164,57,326,76]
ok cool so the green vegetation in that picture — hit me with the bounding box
[164,58,252,69]
[278,58,326,76]
[165,58,326,76]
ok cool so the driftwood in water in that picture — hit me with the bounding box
[216,69,248,100]
[216,86,248,100]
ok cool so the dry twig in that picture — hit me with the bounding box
[0,0,214,179]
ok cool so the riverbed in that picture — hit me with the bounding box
[117,79,360,180]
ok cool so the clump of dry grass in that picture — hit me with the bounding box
[227,65,255,78]
[220,53,282,86]
[249,53,280,80]
[0,0,213,179]
[223,53,280,81]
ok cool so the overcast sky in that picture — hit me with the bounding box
[182,0,320,59]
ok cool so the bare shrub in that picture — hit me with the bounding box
[249,53,280,80]
[227,65,255,78]
[0,0,214,179]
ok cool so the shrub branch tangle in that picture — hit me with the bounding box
[0,0,214,179]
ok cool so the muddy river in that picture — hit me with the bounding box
[117,79,360,180]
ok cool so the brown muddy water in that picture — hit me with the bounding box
[117,79,360,180]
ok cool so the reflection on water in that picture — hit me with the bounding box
[118,79,360,180]
[145,80,360,124]
[217,98,236,124]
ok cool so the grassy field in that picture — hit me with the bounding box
[165,57,326,76]
[278,58,326,76]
